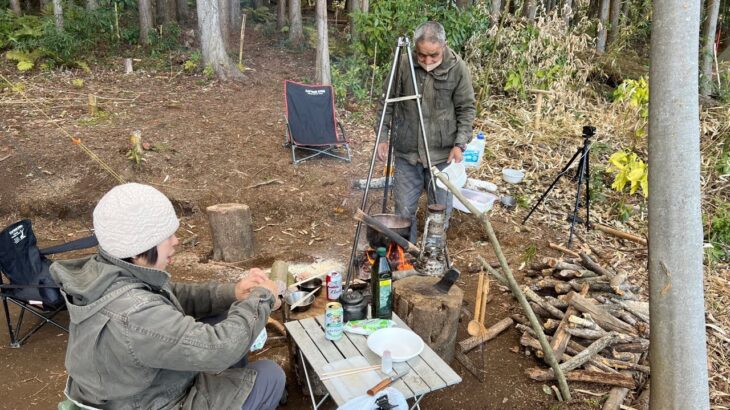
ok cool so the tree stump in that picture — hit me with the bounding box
[393,276,463,363]
[206,203,254,262]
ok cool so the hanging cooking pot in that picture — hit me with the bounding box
[365,214,411,248]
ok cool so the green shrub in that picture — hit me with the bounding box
[706,202,730,263]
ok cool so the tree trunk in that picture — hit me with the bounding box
[349,0,360,44]
[288,0,304,46]
[230,0,242,36]
[157,0,171,25]
[456,0,471,8]
[177,0,189,21]
[206,204,255,262]
[197,0,245,80]
[491,0,502,21]
[607,0,621,45]
[53,0,63,30]
[277,0,287,29]
[596,0,609,53]
[139,0,154,44]
[86,0,98,11]
[523,0,537,20]
[39,0,48,11]
[361,0,368,13]
[10,0,21,15]
[649,0,710,406]
[315,0,331,84]
[218,0,231,47]
[562,0,573,26]
[253,0,264,8]
[393,276,464,363]
[700,0,721,96]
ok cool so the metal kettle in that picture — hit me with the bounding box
[339,290,368,322]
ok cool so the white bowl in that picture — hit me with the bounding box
[502,168,525,184]
[367,328,424,362]
[453,188,498,214]
[436,161,467,191]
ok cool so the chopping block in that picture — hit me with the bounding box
[393,276,464,363]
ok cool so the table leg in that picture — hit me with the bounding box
[298,349,330,409]
[409,393,426,410]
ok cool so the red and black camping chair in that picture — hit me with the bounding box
[283,80,352,165]
[0,219,97,347]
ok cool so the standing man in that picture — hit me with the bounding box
[376,21,476,242]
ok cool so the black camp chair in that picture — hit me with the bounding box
[284,80,352,165]
[0,220,97,347]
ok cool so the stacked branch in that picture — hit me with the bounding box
[511,252,651,409]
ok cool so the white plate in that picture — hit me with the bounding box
[367,328,424,362]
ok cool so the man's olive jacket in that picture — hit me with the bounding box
[50,248,274,409]
[376,46,476,166]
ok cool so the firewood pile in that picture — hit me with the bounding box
[495,252,650,408]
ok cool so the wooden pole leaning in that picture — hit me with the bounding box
[432,167,572,401]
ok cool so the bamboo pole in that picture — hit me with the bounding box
[432,167,572,400]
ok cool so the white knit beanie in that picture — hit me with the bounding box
[93,183,180,259]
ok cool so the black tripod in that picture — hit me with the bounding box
[522,126,595,247]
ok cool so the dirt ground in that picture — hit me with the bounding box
[1,26,631,410]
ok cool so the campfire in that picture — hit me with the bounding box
[360,242,414,279]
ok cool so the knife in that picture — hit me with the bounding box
[366,370,409,396]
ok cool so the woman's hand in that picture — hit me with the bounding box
[235,268,273,300]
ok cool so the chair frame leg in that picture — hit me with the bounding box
[2,296,67,348]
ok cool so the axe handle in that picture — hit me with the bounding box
[353,209,421,256]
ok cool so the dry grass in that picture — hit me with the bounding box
[463,13,730,407]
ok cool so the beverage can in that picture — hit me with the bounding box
[326,271,343,301]
[325,302,344,341]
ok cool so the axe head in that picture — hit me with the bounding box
[434,267,460,294]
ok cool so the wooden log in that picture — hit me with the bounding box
[545,257,585,272]
[524,287,565,319]
[455,348,485,382]
[554,269,598,279]
[544,318,561,332]
[124,58,133,74]
[559,332,623,373]
[566,326,608,340]
[579,252,615,279]
[602,353,641,410]
[610,299,650,323]
[615,309,637,325]
[593,223,647,245]
[523,330,616,373]
[393,276,464,363]
[633,380,650,410]
[609,271,628,295]
[545,295,569,310]
[530,278,572,294]
[548,242,580,258]
[206,203,255,262]
[613,339,650,353]
[550,284,589,361]
[459,316,513,353]
[567,292,639,336]
[568,314,601,330]
[530,302,552,319]
[525,368,636,389]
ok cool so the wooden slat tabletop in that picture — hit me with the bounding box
[285,312,462,406]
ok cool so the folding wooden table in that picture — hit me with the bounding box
[285,312,462,409]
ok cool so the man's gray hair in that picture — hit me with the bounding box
[413,21,446,45]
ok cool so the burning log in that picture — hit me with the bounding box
[525,368,636,389]
[566,292,639,336]
[206,203,255,262]
[459,317,514,353]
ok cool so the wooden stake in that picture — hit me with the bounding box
[593,223,647,245]
[87,94,97,116]
[124,58,133,74]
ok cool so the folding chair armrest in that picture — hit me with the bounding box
[40,235,98,256]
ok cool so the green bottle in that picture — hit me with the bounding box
[371,247,393,319]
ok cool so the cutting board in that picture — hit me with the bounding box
[321,355,383,405]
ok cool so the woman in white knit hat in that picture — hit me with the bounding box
[51,183,286,410]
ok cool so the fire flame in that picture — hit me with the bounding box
[365,243,414,271]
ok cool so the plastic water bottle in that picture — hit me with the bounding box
[463,132,486,169]
[381,350,393,374]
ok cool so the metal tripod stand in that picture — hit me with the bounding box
[522,125,595,247]
[343,36,438,289]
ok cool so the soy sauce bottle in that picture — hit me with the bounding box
[371,247,393,319]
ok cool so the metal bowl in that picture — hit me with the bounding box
[285,291,315,313]
[297,278,323,296]
[366,213,411,248]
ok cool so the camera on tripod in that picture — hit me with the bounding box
[523,125,596,247]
